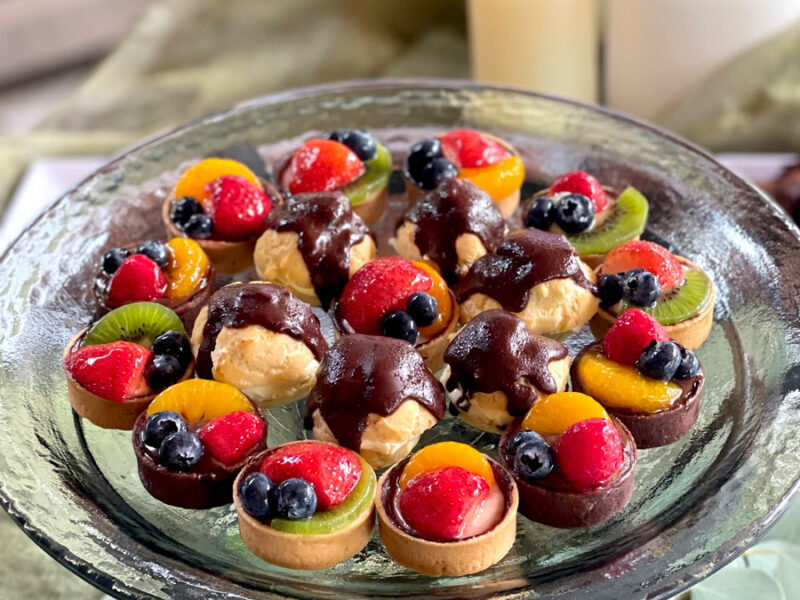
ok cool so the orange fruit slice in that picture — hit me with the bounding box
[458,154,525,201]
[163,238,210,300]
[399,441,496,488]
[146,380,253,423]
[521,392,609,436]
[174,158,261,205]
[411,261,453,338]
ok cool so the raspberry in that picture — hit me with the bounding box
[198,411,265,465]
[550,171,609,212]
[107,254,167,307]
[288,139,363,194]
[601,240,684,290]
[556,418,624,490]
[205,175,271,240]
[602,308,669,366]
[440,129,508,169]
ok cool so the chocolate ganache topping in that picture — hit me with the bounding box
[454,229,597,312]
[444,309,568,416]
[197,283,327,378]
[401,179,505,284]
[265,192,372,309]
[306,334,446,451]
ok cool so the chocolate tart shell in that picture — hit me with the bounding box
[233,442,376,569]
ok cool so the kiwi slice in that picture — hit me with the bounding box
[619,268,712,326]
[83,302,186,347]
[343,143,392,207]
[271,457,376,535]
[566,186,648,256]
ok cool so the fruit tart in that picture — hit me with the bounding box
[234,440,376,569]
[254,191,376,309]
[191,282,328,407]
[499,392,636,528]
[592,240,716,349]
[524,171,648,267]
[305,334,446,469]
[275,129,392,225]
[455,229,599,337]
[376,442,518,576]
[63,302,194,429]
[443,309,570,433]
[93,237,214,330]
[163,158,281,274]
[573,308,704,448]
[393,178,505,284]
[133,379,267,508]
[403,129,525,217]
[335,257,459,371]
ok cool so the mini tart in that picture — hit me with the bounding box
[376,456,518,576]
[499,416,636,528]
[233,442,376,570]
[62,329,193,430]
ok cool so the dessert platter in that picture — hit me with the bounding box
[1,80,800,600]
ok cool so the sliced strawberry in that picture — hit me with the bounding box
[337,257,432,335]
[107,254,167,307]
[398,466,490,541]
[440,129,508,168]
[260,441,361,510]
[556,418,624,490]
[602,308,669,366]
[550,171,609,212]
[288,139,363,194]
[198,411,264,465]
[66,341,152,402]
[601,240,684,290]
[205,175,272,240]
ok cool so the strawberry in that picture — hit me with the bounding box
[440,129,508,169]
[556,418,624,490]
[398,466,490,541]
[260,441,361,510]
[107,254,167,307]
[601,240,684,290]
[66,341,152,402]
[602,308,669,366]
[288,139,363,194]
[198,411,264,465]
[550,171,609,212]
[337,257,432,335]
[205,175,272,240]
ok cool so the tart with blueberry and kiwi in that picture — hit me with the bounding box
[573,308,704,448]
[592,240,716,349]
[404,129,525,217]
[334,256,459,372]
[455,228,599,337]
[94,237,214,330]
[254,191,376,309]
[191,282,328,408]
[133,379,267,508]
[499,392,636,528]
[233,440,376,570]
[443,309,570,433]
[62,302,194,429]
[275,129,392,226]
[163,158,281,274]
[523,171,649,268]
[305,334,446,469]
[376,441,518,576]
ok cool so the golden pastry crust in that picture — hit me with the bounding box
[394,222,488,279]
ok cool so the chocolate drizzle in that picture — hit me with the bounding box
[454,229,597,312]
[402,179,505,284]
[196,283,327,378]
[265,192,372,309]
[444,310,568,416]
[306,334,446,451]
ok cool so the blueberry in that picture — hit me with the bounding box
[554,193,594,233]
[170,196,203,227]
[416,157,459,190]
[623,268,661,306]
[514,439,555,484]
[380,310,418,344]
[674,346,700,379]
[134,240,169,269]
[182,213,214,238]
[274,478,317,520]
[152,330,193,370]
[145,354,184,391]
[524,197,555,230]
[406,139,443,180]
[239,472,276,520]
[637,340,681,381]
[598,273,625,308]
[406,292,438,327]
[337,129,377,161]
[327,129,347,143]
[159,431,203,471]
[142,410,186,449]
[505,430,547,462]
[101,248,130,274]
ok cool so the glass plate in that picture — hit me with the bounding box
[1,80,800,600]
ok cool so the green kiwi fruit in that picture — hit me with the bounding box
[619,268,711,326]
[83,302,186,347]
[343,143,392,207]
[566,186,648,256]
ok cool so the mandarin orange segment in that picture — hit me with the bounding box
[575,346,682,413]
[412,261,453,338]
[399,441,495,488]
[521,392,609,436]
[458,154,525,201]
[146,380,253,423]
[174,158,261,205]
[164,238,210,300]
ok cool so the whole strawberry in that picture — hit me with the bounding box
[198,411,265,465]
[289,139,363,194]
[602,308,669,366]
[205,175,272,240]
[107,254,167,307]
[550,171,609,212]
[66,341,152,401]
